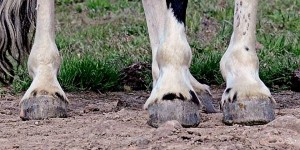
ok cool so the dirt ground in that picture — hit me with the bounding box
[1,88,300,150]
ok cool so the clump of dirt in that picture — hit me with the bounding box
[291,67,300,92]
[120,62,151,91]
[0,88,300,149]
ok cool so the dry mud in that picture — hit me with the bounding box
[1,88,300,150]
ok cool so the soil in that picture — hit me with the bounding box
[291,67,300,92]
[1,88,300,150]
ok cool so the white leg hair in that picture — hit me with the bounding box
[142,0,166,87]
[220,0,275,107]
[142,0,211,109]
[21,0,67,103]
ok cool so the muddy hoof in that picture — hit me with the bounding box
[147,100,200,128]
[223,98,275,125]
[20,95,68,120]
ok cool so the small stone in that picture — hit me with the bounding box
[269,139,277,143]
[34,121,39,125]
[6,111,12,115]
[135,137,150,146]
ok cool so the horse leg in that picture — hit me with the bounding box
[142,0,217,127]
[220,0,275,125]
[20,0,68,120]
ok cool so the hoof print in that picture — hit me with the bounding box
[20,95,68,120]
[223,98,275,125]
[147,100,200,128]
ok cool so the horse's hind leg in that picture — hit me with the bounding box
[19,0,68,120]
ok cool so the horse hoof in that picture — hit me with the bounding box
[223,98,275,125]
[147,100,201,128]
[20,95,68,120]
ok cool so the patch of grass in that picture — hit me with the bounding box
[191,50,224,85]
[12,65,31,93]
[59,53,120,91]
[256,0,300,90]
[12,53,124,93]
[86,0,112,11]
[56,0,83,5]
[259,35,300,90]
[85,0,131,18]
[6,0,300,92]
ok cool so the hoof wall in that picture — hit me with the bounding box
[20,95,68,120]
[223,98,275,125]
[147,100,200,128]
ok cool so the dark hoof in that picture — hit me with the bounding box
[199,92,219,113]
[223,98,275,125]
[20,95,68,120]
[147,100,200,128]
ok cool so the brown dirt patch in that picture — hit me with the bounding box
[1,88,300,149]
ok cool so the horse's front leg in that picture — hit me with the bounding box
[20,0,68,120]
[220,0,275,125]
[142,0,217,128]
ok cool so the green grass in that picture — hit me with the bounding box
[9,0,300,92]
[59,54,120,91]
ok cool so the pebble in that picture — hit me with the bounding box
[134,137,150,146]
[34,121,39,125]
